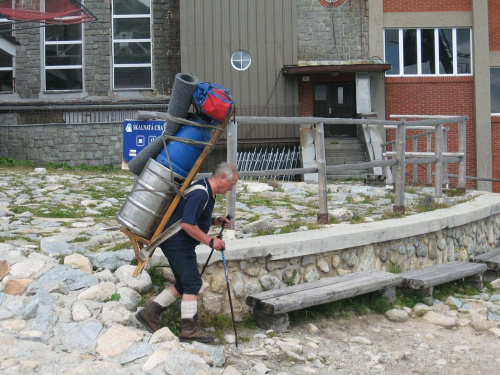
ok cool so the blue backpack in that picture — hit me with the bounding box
[192,82,233,123]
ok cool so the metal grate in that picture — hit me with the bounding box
[237,146,301,181]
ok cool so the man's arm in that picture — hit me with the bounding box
[181,223,226,250]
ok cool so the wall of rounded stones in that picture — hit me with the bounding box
[196,213,500,320]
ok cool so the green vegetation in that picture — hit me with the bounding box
[287,270,298,286]
[434,279,480,300]
[109,293,121,302]
[387,260,402,274]
[414,195,450,213]
[106,242,132,252]
[381,209,404,220]
[11,203,84,219]
[404,185,418,194]
[71,236,90,243]
[349,212,364,224]
[289,291,393,323]
[395,290,425,308]
[445,188,466,197]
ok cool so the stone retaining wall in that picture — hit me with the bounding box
[189,196,500,319]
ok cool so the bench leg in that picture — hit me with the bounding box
[398,286,434,305]
[253,309,290,333]
[482,270,499,284]
[466,274,484,290]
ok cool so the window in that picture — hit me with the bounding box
[0,19,14,92]
[112,0,152,90]
[231,50,251,71]
[384,28,472,76]
[43,23,83,91]
[491,68,500,114]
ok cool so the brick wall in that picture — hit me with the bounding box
[489,0,500,51]
[297,0,368,61]
[385,77,477,189]
[383,0,471,12]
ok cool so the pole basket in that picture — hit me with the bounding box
[0,0,97,26]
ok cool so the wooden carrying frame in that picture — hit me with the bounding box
[121,109,234,277]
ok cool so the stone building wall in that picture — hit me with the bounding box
[297,0,369,62]
[195,213,500,320]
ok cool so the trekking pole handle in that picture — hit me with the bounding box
[216,214,232,239]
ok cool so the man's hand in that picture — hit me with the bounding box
[213,216,231,228]
[212,237,226,251]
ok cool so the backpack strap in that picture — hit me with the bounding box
[184,181,209,210]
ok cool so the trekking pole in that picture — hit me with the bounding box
[221,248,238,349]
[200,214,232,277]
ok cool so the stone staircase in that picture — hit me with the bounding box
[324,137,369,181]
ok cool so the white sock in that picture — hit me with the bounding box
[153,289,177,308]
[181,300,198,319]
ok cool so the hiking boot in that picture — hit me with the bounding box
[136,302,163,333]
[180,318,214,343]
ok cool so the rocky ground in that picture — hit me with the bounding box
[0,167,499,374]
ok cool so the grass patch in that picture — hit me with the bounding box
[381,209,404,220]
[11,203,84,219]
[289,291,393,323]
[109,293,121,302]
[349,212,364,224]
[434,279,480,300]
[0,157,35,168]
[404,185,418,194]
[395,289,425,308]
[445,188,466,197]
[71,236,90,243]
[147,265,168,290]
[413,195,450,213]
[388,260,402,274]
[106,242,132,252]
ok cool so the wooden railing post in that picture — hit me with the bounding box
[314,122,329,224]
[458,120,467,191]
[426,133,432,184]
[412,136,418,184]
[443,128,449,188]
[434,123,444,197]
[226,119,237,228]
[393,120,406,214]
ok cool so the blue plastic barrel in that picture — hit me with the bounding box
[156,121,212,177]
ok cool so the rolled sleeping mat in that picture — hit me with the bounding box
[128,72,199,176]
[165,72,199,135]
[128,134,167,176]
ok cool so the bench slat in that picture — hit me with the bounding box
[246,269,386,306]
[247,271,402,315]
[400,261,466,278]
[471,248,500,270]
[402,262,487,289]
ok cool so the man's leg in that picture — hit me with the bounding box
[136,285,181,333]
[180,294,214,343]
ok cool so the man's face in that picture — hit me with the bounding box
[219,174,239,194]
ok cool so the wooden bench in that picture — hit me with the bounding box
[398,261,487,304]
[470,248,500,283]
[245,269,403,333]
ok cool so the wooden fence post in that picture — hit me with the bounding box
[314,122,329,224]
[435,123,443,197]
[412,137,418,184]
[226,119,237,228]
[458,120,467,191]
[426,133,432,184]
[393,120,406,214]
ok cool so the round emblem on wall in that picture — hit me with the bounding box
[317,0,347,8]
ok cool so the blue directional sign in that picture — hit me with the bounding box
[122,120,165,161]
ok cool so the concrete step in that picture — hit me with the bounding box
[326,151,366,158]
[326,157,367,164]
[323,137,369,180]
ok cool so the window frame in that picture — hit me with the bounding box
[111,0,153,91]
[231,50,252,71]
[384,27,473,77]
[491,67,500,115]
[0,18,15,93]
[42,22,84,92]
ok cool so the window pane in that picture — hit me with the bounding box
[46,44,82,66]
[0,71,13,91]
[421,29,435,74]
[114,67,151,89]
[403,29,417,74]
[456,29,471,74]
[315,85,327,101]
[114,18,150,39]
[113,0,150,15]
[491,68,500,113]
[45,24,82,42]
[438,29,453,74]
[114,42,151,64]
[0,49,13,67]
[0,21,13,37]
[46,69,82,90]
[385,29,399,75]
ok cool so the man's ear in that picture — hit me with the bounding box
[219,173,227,181]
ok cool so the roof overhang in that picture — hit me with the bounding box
[282,63,391,75]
